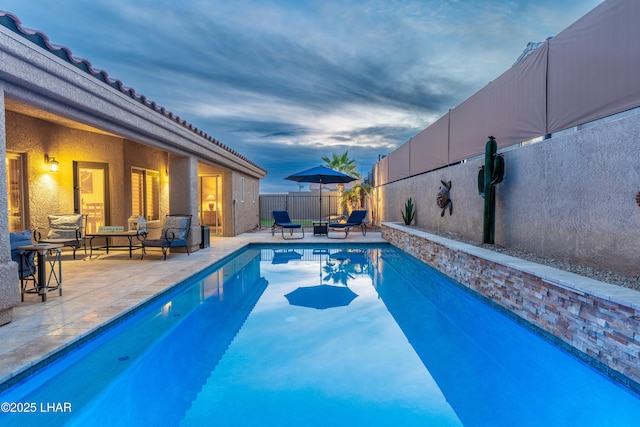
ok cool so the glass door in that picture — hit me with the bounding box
[6,153,25,232]
[199,175,222,235]
[74,162,110,234]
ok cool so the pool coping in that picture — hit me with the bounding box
[386,223,640,311]
[382,222,640,395]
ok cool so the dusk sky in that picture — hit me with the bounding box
[1,0,602,192]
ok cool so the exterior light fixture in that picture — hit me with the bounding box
[44,154,59,172]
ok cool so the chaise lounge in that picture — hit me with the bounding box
[272,210,304,239]
[272,249,303,264]
[327,210,368,239]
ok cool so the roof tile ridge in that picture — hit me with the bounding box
[0,11,266,173]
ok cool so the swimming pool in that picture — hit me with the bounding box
[0,244,638,426]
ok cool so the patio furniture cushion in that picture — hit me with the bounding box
[46,214,83,240]
[10,230,36,279]
[272,210,304,239]
[328,210,368,239]
[35,214,87,259]
[141,214,192,260]
[272,249,303,264]
[161,215,190,240]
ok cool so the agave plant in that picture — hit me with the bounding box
[401,198,416,225]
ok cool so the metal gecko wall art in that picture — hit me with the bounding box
[436,180,453,216]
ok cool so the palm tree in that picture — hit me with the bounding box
[323,251,371,286]
[322,151,360,178]
[322,151,361,216]
[323,260,356,287]
[343,182,372,214]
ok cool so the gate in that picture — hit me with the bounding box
[259,193,341,228]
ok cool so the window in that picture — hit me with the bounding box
[240,177,245,202]
[6,153,25,232]
[132,168,159,221]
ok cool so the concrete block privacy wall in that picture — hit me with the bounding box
[382,223,640,394]
[376,111,640,276]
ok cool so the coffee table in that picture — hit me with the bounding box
[86,230,147,258]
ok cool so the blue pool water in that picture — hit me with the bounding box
[1,244,639,426]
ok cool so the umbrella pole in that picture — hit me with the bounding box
[319,181,323,222]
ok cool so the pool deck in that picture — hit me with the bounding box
[0,229,386,388]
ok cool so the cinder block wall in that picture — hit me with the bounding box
[382,223,640,393]
[377,112,640,275]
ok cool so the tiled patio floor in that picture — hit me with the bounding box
[0,229,386,388]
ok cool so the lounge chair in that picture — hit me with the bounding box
[34,214,87,259]
[272,249,303,264]
[10,230,37,301]
[141,214,192,260]
[271,210,304,239]
[327,210,368,239]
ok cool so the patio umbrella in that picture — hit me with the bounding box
[284,284,358,310]
[285,165,357,221]
[284,248,358,309]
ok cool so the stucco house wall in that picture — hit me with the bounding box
[232,173,260,235]
[0,92,19,325]
[0,14,266,325]
[6,111,129,228]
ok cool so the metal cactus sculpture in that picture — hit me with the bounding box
[477,136,504,244]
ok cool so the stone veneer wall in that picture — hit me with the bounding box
[382,222,640,394]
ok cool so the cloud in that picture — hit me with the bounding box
[0,0,603,192]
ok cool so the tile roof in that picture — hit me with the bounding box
[0,11,265,173]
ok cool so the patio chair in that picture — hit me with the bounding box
[327,210,368,239]
[34,214,87,259]
[272,210,304,239]
[141,214,192,260]
[10,230,37,301]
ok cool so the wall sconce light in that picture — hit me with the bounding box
[44,154,59,172]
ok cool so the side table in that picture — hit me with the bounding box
[313,221,328,236]
[18,243,63,302]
